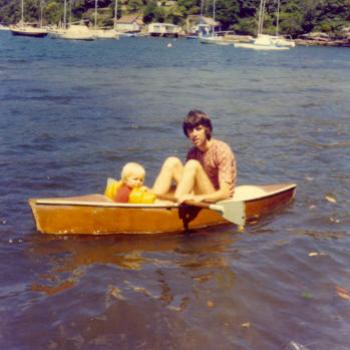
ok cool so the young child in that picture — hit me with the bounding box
[112,162,156,204]
[114,162,145,202]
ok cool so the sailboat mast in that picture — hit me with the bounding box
[40,0,43,27]
[94,0,98,29]
[276,0,280,36]
[114,0,118,29]
[213,0,216,23]
[21,0,24,24]
[257,0,266,35]
[257,0,262,35]
[63,0,67,29]
[69,0,72,25]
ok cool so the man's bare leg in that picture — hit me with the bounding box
[175,159,215,199]
[152,157,183,196]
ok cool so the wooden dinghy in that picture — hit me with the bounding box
[29,183,296,235]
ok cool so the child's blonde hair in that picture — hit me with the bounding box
[121,162,145,182]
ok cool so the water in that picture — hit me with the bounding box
[1,32,350,349]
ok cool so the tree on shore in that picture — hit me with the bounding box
[0,0,349,37]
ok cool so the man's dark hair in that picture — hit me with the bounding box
[183,110,213,140]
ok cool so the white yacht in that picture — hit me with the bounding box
[271,35,296,47]
[89,0,119,39]
[0,24,10,30]
[89,28,119,39]
[199,35,231,46]
[52,24,95,41]
[234,0,293,51]
[234,34,289,50]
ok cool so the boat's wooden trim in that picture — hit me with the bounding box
[35,198,178,209]
[244,184,296,222]
[28,183,297,234]
[29,200,226,235]
[232,183,296,201]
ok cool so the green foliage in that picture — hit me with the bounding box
[1,0,350,36]
[44,1,61,24]
[211,0,240,30]
[143,0,156,23]
[278,11,304,36]
[237,0,259,17]
[231,17,257,35]
[143,0,166,23]
[165,5,184,24]
[127,0,143,12]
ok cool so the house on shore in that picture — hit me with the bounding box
[115,14,143,33]
[148,23,181,37]
[185,15,220,36]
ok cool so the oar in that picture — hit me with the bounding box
[186,200,246,227]
[157,194,246,227]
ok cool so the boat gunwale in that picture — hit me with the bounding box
[30,183,296,209]
[31,199,179,209]
[242,183,296,203]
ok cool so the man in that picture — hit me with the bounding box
[153,110,236,203]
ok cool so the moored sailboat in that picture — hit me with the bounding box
[234,0,292,50]
[89,0,119,39]
[234,34,290,50]
[270,0,295,47]
[48,0,95,40]
[52,23,95,40]
[10,0,48,37]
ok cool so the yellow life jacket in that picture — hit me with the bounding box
[104,178,156,204]
[129,186,156,204]
[104,178,123,200]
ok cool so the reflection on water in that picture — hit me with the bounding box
[28,233,237,299]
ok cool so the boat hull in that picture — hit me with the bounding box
[54,34,95,41]
[200,37,231,46]
[234,42,289,50]
[11,28,48,37]
[29,183,296,235]
[50,25,95,41]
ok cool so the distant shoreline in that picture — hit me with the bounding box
[294,39,350,47]
[1,28,350,47]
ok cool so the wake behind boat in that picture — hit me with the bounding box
[29,183,296,235]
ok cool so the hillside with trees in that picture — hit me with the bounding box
[0,0,349,38]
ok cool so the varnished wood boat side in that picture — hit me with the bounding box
[28,183,296,235]
[245,185,296,222]
[29,199,226,235]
